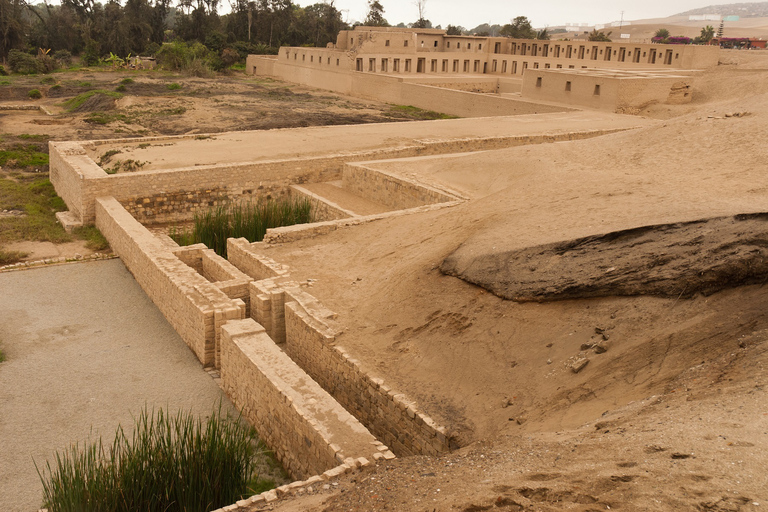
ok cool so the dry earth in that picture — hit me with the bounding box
[4,52,768,511]
[236,50,768,511]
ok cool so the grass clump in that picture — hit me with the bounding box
[73,226,109,251]
[167,82,182,90]
[0,249,28,265]
[387,104,458,120]
[0,178,69,244]
[0,144,48,168]
[120,78,134,85]
[28,89,42,99]
[172,197,313,257]
[37,405,269,512]
[62,90,123,112]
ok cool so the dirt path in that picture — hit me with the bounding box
[0,260,234,511]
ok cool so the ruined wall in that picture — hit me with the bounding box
[342,163,456,210]
[220,319,385,480]
[290,185,354,222]
[94,197,245,367]
[282,299,453,456]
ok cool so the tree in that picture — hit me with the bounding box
[654,27,669,40]
[536,28,549,40]
[700,24,715,43]
[499,16,535,39]
[0,0,28,59]
[412,0,427,28]
[412,17,430,28]
[587,28,611,41]
[364,0,387,26]
[445,24,463,35]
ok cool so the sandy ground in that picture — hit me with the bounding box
[224,52,768,510]
[0,259,234,511]
[83,111,648,172]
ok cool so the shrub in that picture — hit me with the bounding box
[221,48,239,68]
[0,65,7,76]
[172,197,313,257]
[205,32,227,53]
[53,49,72,66]
[156,41,216,76]
[36,54,58,73]
[28,89,42,99]
[166,82,181,90]
[37,405,266,512]
[115,84,126,92]
[8,50,39,74]
[120,78,134,85]
[40,76,56,85]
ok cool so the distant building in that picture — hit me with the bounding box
[713,37,766,49]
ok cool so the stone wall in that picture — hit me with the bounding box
[342,163,456,210]
[239,272,454,457]
[290,185,355,222]
[94,197,245,367]
[220,319,388,480]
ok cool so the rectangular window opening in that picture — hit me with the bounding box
[565,81,571,91]
[593,84,601,95]
[536,77,542,87]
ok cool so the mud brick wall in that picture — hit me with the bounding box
[290,185,355,222]
[94,197,245,367]
[283,295,453,457]
[220,319,382,480]
[342,164,456,210]
[227,238,291,281]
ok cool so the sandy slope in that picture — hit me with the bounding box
[250,52,768,510]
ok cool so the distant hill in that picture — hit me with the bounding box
[676,2,768,17]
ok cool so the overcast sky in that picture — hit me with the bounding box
[295,0,742,29]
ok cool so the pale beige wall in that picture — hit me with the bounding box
[521,70,692,111]
[220,319,382,480]
[94,197,245,367]
[283,299,453,456]
[341,163,455,210]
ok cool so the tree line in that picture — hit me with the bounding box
[0,0,348,63]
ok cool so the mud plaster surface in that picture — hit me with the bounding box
[0,259,232,512]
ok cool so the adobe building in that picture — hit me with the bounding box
[247,26,718,114]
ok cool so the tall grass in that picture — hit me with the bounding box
[37,406,266,512]
[172,196,313,257]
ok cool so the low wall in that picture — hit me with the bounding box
[220,319,387,480]
[290,185,354,222]
[342,163,456,210]
[283,295,453,456]
[237,263,454,457]
[94,197,245,367]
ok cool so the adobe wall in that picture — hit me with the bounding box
[282,293,453,456]
[289,185,354,222]
[521,69,692,111]
[342,163,456,210]
[94,197,245,367]
[248,54,570,118]
[220,319,388,480]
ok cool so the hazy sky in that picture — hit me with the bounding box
[295,0,742,29]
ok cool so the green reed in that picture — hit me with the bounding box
[171,196,313,257]
[37,405,269,512]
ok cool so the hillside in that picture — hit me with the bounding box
[677,1,768,17]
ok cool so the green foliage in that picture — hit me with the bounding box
[446,25,464,35]
[172,197,314,257]
[156,41,216,76]
[28,89,42,99]
[655,28,670,40]
[0,143,48,167]
[40,76,56,85]
[36,405,270,512]
[0,177,70,244]
[120,78,135,85]
[62,90,123,112]
[588,29,612,42]
[364,0,388,26]
[387,104,458,120]
[8,50,39,74]
[0,65,7,76]
[500,16,536,39]
[166,82,181,90]
[700,25,715,43]
[72,226,109,251]
[0,249,27,265]
[52,50,72,66]
[115,84,126,92]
